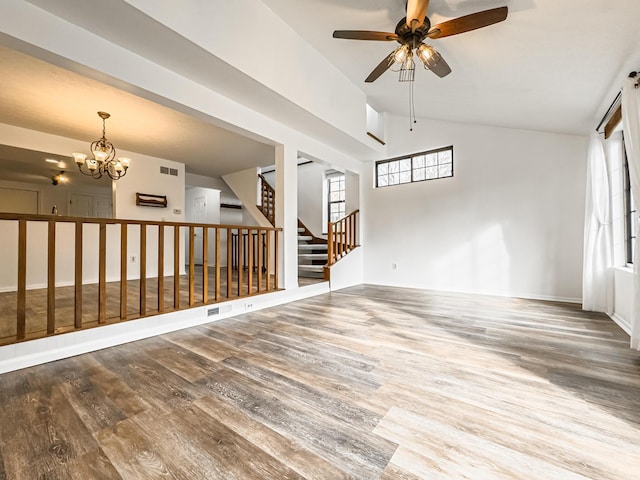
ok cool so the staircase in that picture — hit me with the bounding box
[297,221,328,279]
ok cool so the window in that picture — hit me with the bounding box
[376,145,453,188]
[327,174,345,222]
[623,142,636,264]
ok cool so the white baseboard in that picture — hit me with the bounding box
[0,282,330,374]
[609,313,632,336]
[366,282,582,304]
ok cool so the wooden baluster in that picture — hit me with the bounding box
[158,224,165,314]
[237,229,244,297]
[226,229,233,299]
[215,228,221,301]
[188,225,195,306]
[247,229,253,295]
[98,223,106,324]
[140,224,147,316]
[17,219,26,340]
[47,220,56,334]
[120,223,128,320]
[265,229,271,291]
[327,222,334,266]
[202,227,209,304]
[257,230,263,293]
[75,222,83,329]
[174,225,180,309]
[274,230,279,289]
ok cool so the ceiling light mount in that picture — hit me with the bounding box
[72,111,131,181]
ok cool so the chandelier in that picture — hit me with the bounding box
[72,111,131,180]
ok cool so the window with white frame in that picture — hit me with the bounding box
[376,146,453,188]
[327,174,345,223]
[623,140,636,264]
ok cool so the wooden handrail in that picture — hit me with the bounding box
[0,213,281,347]
[327,209,360,268]
[257,174,276,226]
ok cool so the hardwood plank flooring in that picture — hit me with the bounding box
[1,284,639,479]
[0,268,324,344]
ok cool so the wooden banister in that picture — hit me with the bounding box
[258,174,276,226]
[0,213,281,347]
[327,210,360,269]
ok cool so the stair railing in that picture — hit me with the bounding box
[0,212,281,346]
[327,209,359,266]
[258,174,276,226]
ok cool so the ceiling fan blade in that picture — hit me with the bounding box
[427,6,508,39]
[365,51,395,83]
[333,30,398,41]
[429,55,451,78]
[406,0,430,29]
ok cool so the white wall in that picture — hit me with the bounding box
[0,179,111,216]
[264,162,327,237]
[363,115,588,302]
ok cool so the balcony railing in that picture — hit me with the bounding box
[0,213,281,346]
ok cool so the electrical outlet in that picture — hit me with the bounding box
[130,256,136,263]
[245,302,254,310]
[392,263,398,270]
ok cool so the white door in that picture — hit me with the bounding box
[193,196,207,265]
[70,194,94,217]
[70,194,112,218]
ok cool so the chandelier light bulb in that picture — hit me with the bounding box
[73,111,131,180]
[393,45,410,64]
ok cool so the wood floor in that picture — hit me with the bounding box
[0,284,639,479]
[0,268,324,344]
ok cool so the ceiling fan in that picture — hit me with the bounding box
[333,0,508,82]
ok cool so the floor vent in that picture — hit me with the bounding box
[207,307,220,317]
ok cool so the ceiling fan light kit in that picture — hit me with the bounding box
[72,111,131,181]
[333,1,508,83]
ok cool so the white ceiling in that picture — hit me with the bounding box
[0,45,275,182]
[262,0,640,135]
[1,0,639,186]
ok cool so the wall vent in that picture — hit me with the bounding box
[207,307,220,317]
[160,166,179,177]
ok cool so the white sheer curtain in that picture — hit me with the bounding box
[583,134,613,313]
[622,77,640,350]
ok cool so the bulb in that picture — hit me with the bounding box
[93,149,108,162]
[72,152,87,165]
[393,45,410,64]
[417,43,441,69]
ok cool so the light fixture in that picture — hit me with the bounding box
[51,171,66,186]
[416,43,443,70]
[72,111,131,180]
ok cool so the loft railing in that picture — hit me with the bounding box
[258,174,276,226]
[327,209,359,267]
[0,213,280,346]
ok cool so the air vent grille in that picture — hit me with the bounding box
[160,166,179,176]
[207,307,220,317]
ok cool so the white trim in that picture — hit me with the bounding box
[0,282,329,374]
[367,282,582,304]
[610,312,632,336]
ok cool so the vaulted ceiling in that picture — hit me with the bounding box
[1,0,639,185]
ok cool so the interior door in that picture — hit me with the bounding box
[70,194,94,217]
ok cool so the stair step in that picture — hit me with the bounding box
[298,264,325,273]
[298,235,313,241]
[298,253,328,259]
[297,227,305,233]
[298,243,328,251]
